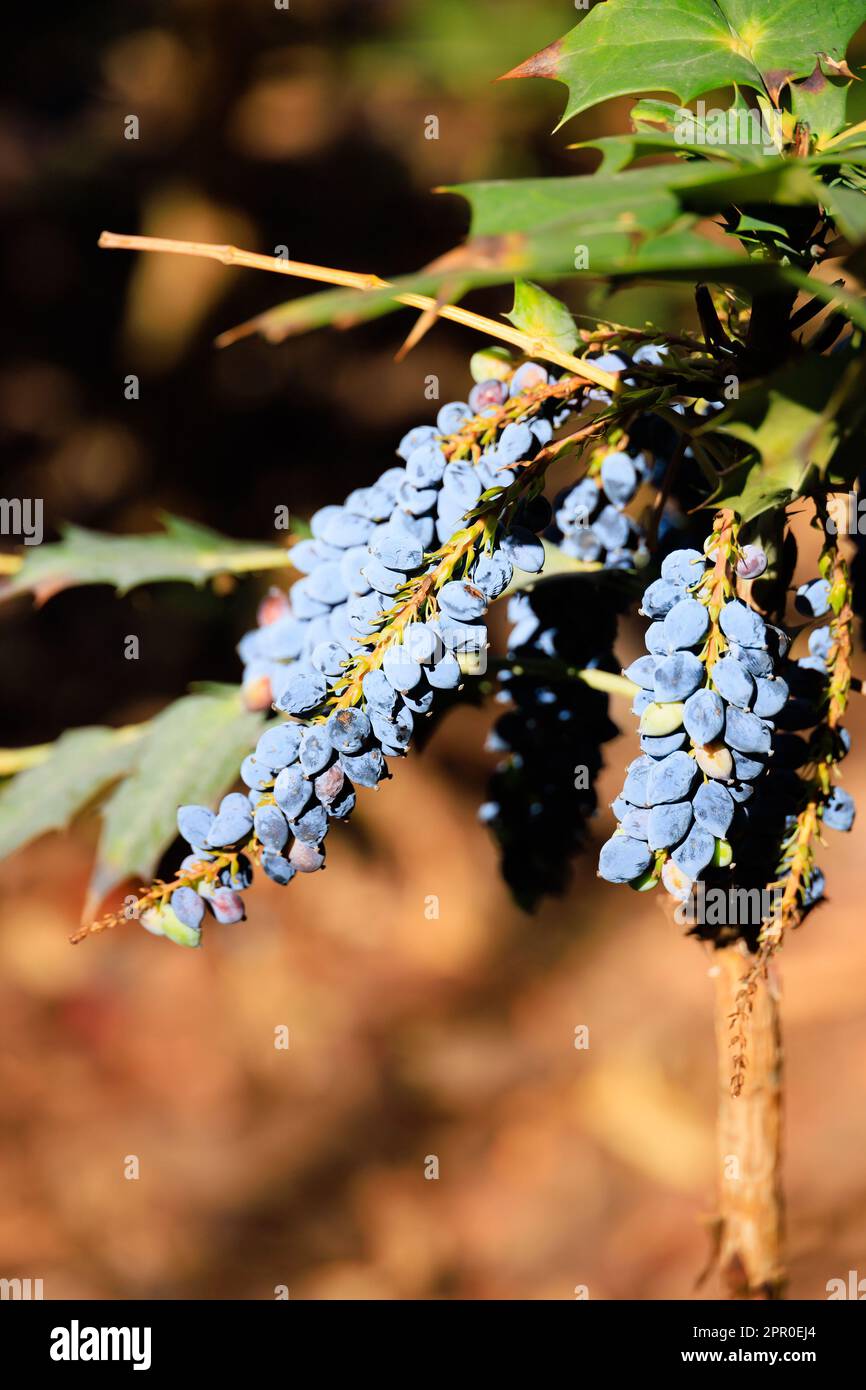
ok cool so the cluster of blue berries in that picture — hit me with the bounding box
[547,347,669,571]
[144,362,583,945]
[480,576,620,908]
[597,534,856,931]
[235,360,574,714]
[599,541,792,903]
[550,448,651,570]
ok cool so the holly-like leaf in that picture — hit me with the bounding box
[0,513,295,605]
[86,689,264,916]
[701,354,866,520]
[505,280,579,352]
[790,65,852,145]
[820,179,866,242]
[228,156,832,347]
[0,726,144,860]
[578,95,782,168]
[744,510,798,612]
[501,0,866,127]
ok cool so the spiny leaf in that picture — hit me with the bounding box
[820,179,866,241]
[790,63,852,145]
[505,280,578,353]
[577,96,782,167]
[0,726,144,860]
[0,513,296,604]
[228,157,834,346]
[501,0,866,127]
[86,689,264,917]
[701,353,866,520]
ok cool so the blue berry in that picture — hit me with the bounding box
[327,706,372,753]
[240,754,273,791]
[273,766,313,821]
[671,824,715,878]
[683,688,725,744]
[438,580,487,622]
[623,756,653,806]
[640,731,688,758]
[647,799,692,850]
[641,579,681,619]
[500,527,545,573]
[653,651,704,702]
[382,644,422,692]
[436,401,471,434]
[725,707,772,756]
[338,747,388,787]
[254,804,290,852]
[206,794,253,847]
[598,834,653,884]
[600,452,638,508]
[646,750,697,805]
[406,441,447,487]
[711,655,755,709]
[823,787,855,831]
[752,675,789,718]
[692,781,734,838]
[171,886,205,930]
[299,725,333,776]
[372,524,425,570]
[290,804,328,845]
[177,804,214,847]
[719,600,767,648]
[624,655,657,688]
[262,852,296,885]
[795,578,832,618]
[427,652,462,689]
[275,667,328,716]
[662,598,709,650]
[660,549,705,587]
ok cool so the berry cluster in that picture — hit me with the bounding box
[599,523,791,903]
[597,511,858,941]
[142,361,585,945]
[480,577,620,909]
[550,448,650,570]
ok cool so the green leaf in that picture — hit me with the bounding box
[0,726,144,859]
[505,280,578,352]
[820,179,866,242]
[743,511,798,612]
[580,95,782,165]
[502,0,866,126]
[701,354,866,520]
[790,67,852,144]
[87,689,264,915]
[233,156,832,346]
[0,513,296,604]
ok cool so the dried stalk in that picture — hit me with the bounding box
[713,943,785,1298]
[97,231,621,390]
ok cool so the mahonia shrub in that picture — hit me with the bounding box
[2,1,865,1046]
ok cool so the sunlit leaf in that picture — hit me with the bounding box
[87,689,264,915]
[0,726,144,860]
[702,353,866,520]
[505,280,578,352]
[1,513,295,605]
[501,0,866,127]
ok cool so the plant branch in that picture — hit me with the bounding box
[713,943,785,1299]
[97,231,622,391]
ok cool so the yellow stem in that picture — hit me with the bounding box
[0,743,54,774]
[97,231,621,392]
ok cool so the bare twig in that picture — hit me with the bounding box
[97,231,622,391]
[713,944,786,1299]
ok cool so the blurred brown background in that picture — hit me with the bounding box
[1,0,865,1300]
